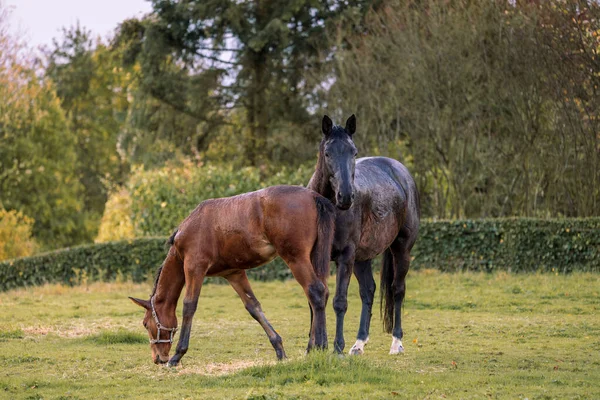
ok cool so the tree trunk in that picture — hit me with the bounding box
[244,0,270,166]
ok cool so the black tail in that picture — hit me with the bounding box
[310,195,336,281]
[380,248,394,333]
[167,229,178,246]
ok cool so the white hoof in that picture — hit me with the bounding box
[389,336,404,355]
[349,338,369,355]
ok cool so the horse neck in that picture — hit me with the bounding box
[308,147,335,202]
[153,250,185,312]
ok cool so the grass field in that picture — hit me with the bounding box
[0,270,598,399]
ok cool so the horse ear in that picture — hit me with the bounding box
[129,297,151,310]
[345,114,356,136]
[322,115,333,136]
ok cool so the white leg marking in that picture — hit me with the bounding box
[389,336,404,355]
[349,337,369,355]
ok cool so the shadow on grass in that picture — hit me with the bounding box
[0,328,24,339]
[85,329,147,345]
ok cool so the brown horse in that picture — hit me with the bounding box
[129,185,335,366]
[307,115,420,356]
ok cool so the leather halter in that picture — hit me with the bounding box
[149,296,177,344]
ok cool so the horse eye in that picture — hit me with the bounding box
[325,152,330,158]
[354,152,358,157]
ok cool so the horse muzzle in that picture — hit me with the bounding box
[154,354,168,365]
[336,192,355,210]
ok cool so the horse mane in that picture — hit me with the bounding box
[150,263,163,297]
[150,229,179,297]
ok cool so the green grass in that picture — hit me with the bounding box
[0,270,598,399]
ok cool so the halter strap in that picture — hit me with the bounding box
[149,296,177,344]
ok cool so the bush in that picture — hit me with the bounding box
[0,238,164,291]
[0,208,38,261]
[0,238,290,292]
[2,218,598,292]
[125,160,314,237]
[95,188,135,243]
[412,218,600,273]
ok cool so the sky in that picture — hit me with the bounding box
[6,0,152,49]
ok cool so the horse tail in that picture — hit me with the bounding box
[167,229,178,246]
[311,195,336,282]
[380,247,395,333]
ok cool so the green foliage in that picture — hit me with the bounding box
[329,0,600,218]
[0,237,292,292]
[413,218,600,273]
[116,0,370,166]
[0,238,166,292]
[126,160,313,237]
[45,25,131,242]
[0,19,85,249]
[0,207,37,261]
[95,188,135,243]
[3,218,600,291]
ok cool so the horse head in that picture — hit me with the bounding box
[320,114,358,210]
[129,296,177,365]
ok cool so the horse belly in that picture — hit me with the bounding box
[355,215,399,261]
[207,233,277,276]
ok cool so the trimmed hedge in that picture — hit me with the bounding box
[412,218,600,273]
[1,218,599,291]
[0,238,166,292]
[0,238,291,292]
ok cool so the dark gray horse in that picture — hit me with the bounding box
[307,115,420,355]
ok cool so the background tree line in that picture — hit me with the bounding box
[0,0,598,257]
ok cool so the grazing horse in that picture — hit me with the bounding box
[129,185,335,366]
[307,115,420,355]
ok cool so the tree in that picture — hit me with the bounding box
[328,0,600,218]
[0,4,84,248]
[45,24,131,241]
[116,0,372,166]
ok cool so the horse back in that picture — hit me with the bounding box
[353,157,420,259]
[175,186,321,275]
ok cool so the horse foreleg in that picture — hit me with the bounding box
[349,259,375,355]
[332,245,355,354]
[389,246,410,355]
[227,271,286,360]
[168,263,206,367]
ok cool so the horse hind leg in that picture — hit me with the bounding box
[388,241,412,355]
[283,257,329,352]
[226,271,286,360]
[349,259,375,355]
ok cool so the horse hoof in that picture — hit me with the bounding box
[389,337,404,355]
[349,338,368,356]
[349,347,363,356]
[167,360,179,368]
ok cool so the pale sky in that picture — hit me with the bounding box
[6,0,152,49]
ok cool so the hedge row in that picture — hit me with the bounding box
[1,218,599,291]
[412,218,600,273]
[0,238,291,292]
